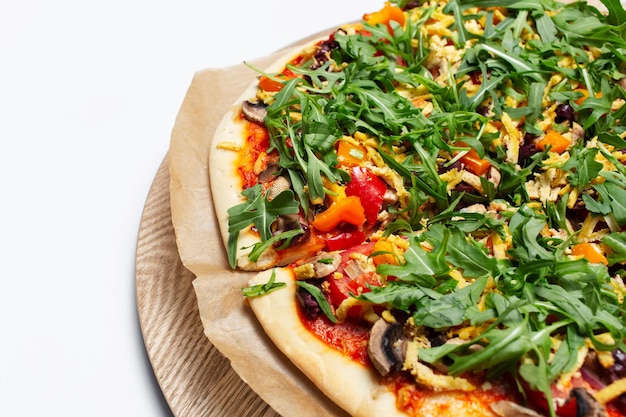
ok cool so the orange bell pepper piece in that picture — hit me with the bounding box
[571,243,608,265]
[337,140,367,167]
[312,196,366,232]
[363,2,405,34]
[536,130,571,154]
[456,141,491,176]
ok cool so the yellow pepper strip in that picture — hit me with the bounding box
[312,196,366,232]
[595,377,626,405]
[372,239,399,266]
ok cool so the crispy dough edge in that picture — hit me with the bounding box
[247,269,510,417]
[247,268,407,417]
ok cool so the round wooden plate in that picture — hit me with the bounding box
[135,155,281,417]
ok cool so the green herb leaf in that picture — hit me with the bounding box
[242,270,286,297]
[226,185,300,268]
[296,281,337,323]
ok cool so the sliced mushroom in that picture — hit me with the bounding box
[293,251,341,280]
[368,318,406,376]
[490,400,545,417]
[242,100,268,124]
[266,176,291,201]
[258,163,280,183]
[570,387,608,417]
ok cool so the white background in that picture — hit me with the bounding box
[0,1,381,416]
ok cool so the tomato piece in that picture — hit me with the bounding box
[328,271,381,307]
[327,242,378,307]
[326,229,367,251]
[345,167,387,225]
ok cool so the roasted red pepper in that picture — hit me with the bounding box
[326,229,367,251]
[345,167,387,225]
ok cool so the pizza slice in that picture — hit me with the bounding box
[207,1,626,416]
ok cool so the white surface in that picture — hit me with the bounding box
[0,1,381,416]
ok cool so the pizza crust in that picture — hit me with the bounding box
[247,268,407,417]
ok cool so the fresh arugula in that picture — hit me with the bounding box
[242,269,286,297]
[296,281,338,323]
[227,184,300,268]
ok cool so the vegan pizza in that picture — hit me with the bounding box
[207,0,626,416]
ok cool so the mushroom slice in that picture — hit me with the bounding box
[242,100,268,124]
[266,176,291,201]
[368,318,406,376]
[490,401,544,417]
[570,387,608,417]
[293,252,341,280]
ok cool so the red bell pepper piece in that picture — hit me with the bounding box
[326,229,367,251]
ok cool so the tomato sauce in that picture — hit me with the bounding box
[237,118,270,189]
[389,372,514,416]
[298,308,371,366]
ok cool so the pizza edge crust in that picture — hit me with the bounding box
[247,268,408,417]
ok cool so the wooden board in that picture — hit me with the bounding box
[135,155,281,417]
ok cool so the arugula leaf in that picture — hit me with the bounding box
[357,281,428,311]
[562,146,603,188]
[508,205,554,261]
[227,185,300,268]
[377,233,449,286]
[425,224,497,278]
[413,276,489,328]
[604,231,626,265]
[242,270,286,297]
[246,228,303,263]
[296,281,337,323]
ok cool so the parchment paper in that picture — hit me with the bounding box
[168,32,350,417]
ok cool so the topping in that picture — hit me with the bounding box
[344,167,387,225]
[569,387,607,417]
[231,1,626,415]
[536,130,572,154]
[363,1,405,34]
[367,318,406,376]
[491,401,545,417]
[241,100,268,124]
[311,196,366,232]
[293,252,341,280]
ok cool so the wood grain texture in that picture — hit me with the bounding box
[135,155,281,417]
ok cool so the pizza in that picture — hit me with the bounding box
[204,0,626,416]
